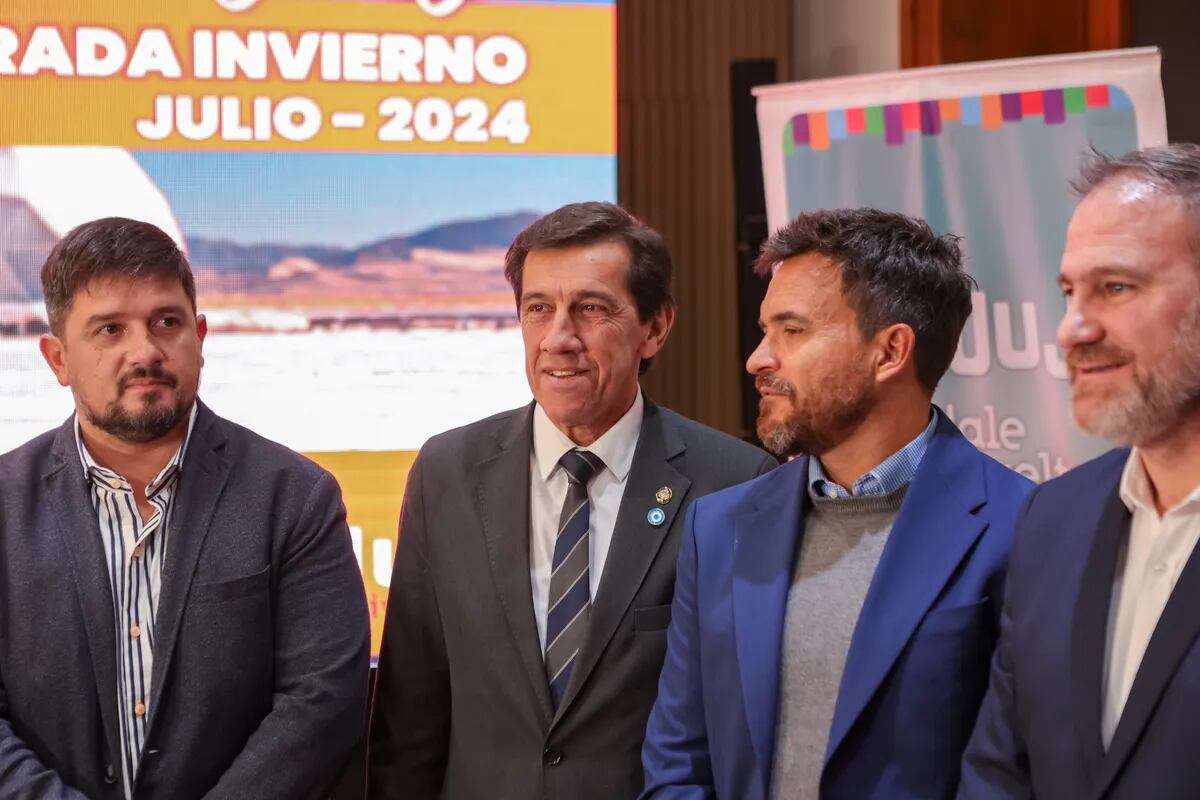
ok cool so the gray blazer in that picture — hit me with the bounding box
[0,402,370,799]
[367,399,777,799]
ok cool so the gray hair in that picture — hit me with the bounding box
[1073,143,1200,257]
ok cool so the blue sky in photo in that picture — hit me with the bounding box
[134,151,616,247]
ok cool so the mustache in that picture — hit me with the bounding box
[118,365,178,392]
[755,375,794,396]
[1065,342,1133,369]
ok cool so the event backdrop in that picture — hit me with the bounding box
[755,48,1166,481]
[0,0,617,658]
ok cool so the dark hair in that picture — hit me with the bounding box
[754,208,974,392]
[504,201,675,322]
[1073,143,1200,257]
[41,217,195,335]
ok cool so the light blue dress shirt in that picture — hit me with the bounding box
[807,409,937,498]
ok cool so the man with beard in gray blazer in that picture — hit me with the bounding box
[367,202,777,799]
[0,217,369,799]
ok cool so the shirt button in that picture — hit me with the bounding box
[131,624,141,640]
[542,748,563,766]
[132,546,144,560]
[135,700,146,718]
[103,763,118,784]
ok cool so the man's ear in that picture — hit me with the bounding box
[638,304,676,361]
[196,313,208,367]
[872,323,916,384]
[39,334,71,388]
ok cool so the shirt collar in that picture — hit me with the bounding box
[533,390,644,483]
[808,407,937,498]
[1119,447,1200,516]
[75,403,199,496]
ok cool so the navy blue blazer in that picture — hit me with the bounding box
[960,447,1200,799]
[641,411,1034,799]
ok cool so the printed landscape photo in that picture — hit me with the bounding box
[0,147,616,452]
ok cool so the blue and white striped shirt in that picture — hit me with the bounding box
[74,406,196,798]
[808,409,937,498]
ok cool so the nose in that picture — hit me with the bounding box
[541,307,583,354]
[746,334,776,375]
[127,324,167,367]
[1057,296,1103,351]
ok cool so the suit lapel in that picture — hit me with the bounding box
[554,401,691,719]
[732,458,806,793]
[1070,482,1127,786]
[1095,491,1200,797]
[475,404,556,725]
[145,403,230,734]
[825,415,989,763]
[44,418,123,766]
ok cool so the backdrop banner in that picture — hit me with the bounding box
[755,48,1166,480]
[0,0,617,658]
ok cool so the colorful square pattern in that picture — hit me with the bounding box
[784,84,1133,152]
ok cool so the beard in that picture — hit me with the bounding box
[82,365,190,444]
[1069,300,1200,446]
[755,361,876,459]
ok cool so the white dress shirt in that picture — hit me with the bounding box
[529,391,644,651]
[75,405,198,797]
[1102,448,1200,747]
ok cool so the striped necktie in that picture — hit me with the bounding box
[545,448,605,709]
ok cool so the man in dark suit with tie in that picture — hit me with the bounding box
[367,201,777,799]
[959,144,1200,799]
[641,208,1034,799]
[0,217,370,799]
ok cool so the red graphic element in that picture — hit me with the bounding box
[900,102,921,132]
[846,107,866,133]
[1085,84,1110,107]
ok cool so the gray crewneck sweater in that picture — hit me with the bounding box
[768,482,909,800]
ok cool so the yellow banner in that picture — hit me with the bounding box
[306,449,415,659]
[0,0,615,154]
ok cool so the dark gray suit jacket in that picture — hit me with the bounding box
[0,402,370,799]
[367,399,777,799]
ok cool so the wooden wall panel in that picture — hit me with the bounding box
[902,0,1129,68]
[618,0,790,437]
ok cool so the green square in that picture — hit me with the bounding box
[865,106,884,136]
[784,122,795,156]
[1064,87,1087,114]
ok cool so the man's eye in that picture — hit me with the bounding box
[1105,282,1130,295]
[97,324,120,335]
[157,316,181,328]
[526,303,548,314]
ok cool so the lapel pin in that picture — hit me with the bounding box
[647,507,666,527]
[655,486,673,505]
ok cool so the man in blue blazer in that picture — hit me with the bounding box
[960,145,1200,799]
[641,208,1034,799]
